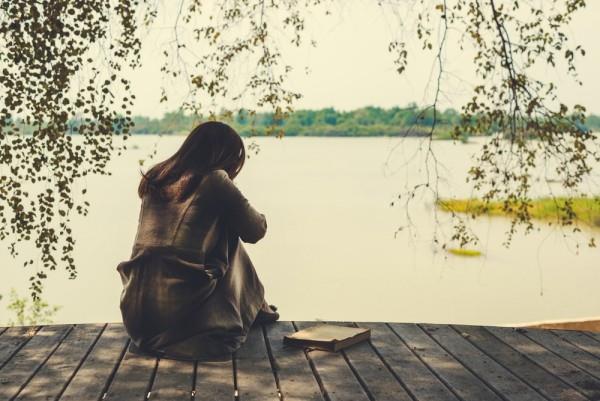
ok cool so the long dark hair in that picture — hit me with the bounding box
[138,121,246,201]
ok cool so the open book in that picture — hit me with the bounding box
[283,324,371,352]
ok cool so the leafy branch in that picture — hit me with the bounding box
[0,0,597,302]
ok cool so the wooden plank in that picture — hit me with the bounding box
[585,331,600,344]
[0,324,72,400]
[60,323,129,401]
[553,329,600,359]
[422,324,545,401]
[235,325,280,401]
[524,328,600,378]
[455,325,587,401]
[149,358,194,400]
[103,343,158,400]
[5,321,600,401]
[363,322,458,401]
[390,323,501,401]
[15,324,104,401]
[340,322,413,401]
[195,358,235,401]
[294,321,370,401]
[0,326,38,368]
[488,326,600,400]
[263,321,325,401]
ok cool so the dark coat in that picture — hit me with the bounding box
[116,169,267,360]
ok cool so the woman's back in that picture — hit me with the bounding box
[134,169,266,249]
[117,168,268,360]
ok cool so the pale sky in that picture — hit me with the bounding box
[129,0,600,118]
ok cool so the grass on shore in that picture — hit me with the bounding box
[447,248,482,257]
[437,197,600,228]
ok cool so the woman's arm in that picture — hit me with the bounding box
[211,169,267,243]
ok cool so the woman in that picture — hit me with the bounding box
[116,121,279,361]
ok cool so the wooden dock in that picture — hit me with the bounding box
[1,321,600,400]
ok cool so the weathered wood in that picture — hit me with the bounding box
[524,328,600,379]
[14,324,104,401]
[487,326,600,400]
[235,325,280,401]
[294,321,371,401]
[455,325,587,401]
[0,326,38,368]
[103,345,158,400]
[0,324,72,400]
[195,358,235,401]
[264,321,325,401]
[585,331,600,344]
[364,322,458,401]
[2,321,600,401]
[553,329,600,359]
[326,322,411,401]
[390,323,501,401]
[422,324,545,401]
[150,358,194,400]
[60,323,129,401]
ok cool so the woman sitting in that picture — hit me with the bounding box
[116,121,278,361]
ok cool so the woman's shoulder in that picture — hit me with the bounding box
[202,168,230,184]
[205,168,229,179]
[199,169,235,192]
[199,169,244,200]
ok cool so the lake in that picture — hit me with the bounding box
[1,135,599,326]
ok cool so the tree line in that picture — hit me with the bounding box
[125,105,600,139]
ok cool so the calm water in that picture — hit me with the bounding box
[1,135,599,326]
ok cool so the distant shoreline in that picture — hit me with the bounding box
[127,129,467,140]
[14,105,600,139]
